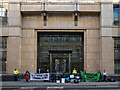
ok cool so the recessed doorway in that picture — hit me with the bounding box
[37,32,84,73]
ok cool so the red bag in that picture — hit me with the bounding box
[26,76,29,80]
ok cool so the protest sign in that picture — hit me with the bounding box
[81,72,100,82]
[30,73,49,81]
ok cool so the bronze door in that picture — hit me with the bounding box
[54,59,67,73]
[50,52,70,73]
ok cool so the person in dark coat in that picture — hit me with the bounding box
[103,70,107,82]
[25,71,30,82]
[98,70,102,82]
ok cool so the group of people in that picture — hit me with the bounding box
[13,69,30,82]
[13,68,108,82]
[65,68,108,82]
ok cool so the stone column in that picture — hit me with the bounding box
[6,3,22,73]
[100,3,114,74]
[7,36,21,73]
[21,29,35,73]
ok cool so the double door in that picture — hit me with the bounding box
[50,51,71,73]
[54,59,66,73]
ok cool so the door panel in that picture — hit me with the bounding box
[60,59,66,73]
[55,59,60,72]
[54,59,67,73]
[51,52,69,73]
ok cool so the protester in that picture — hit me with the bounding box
[98,70,102,82]
[103,70,107,82]
[75,74,81,83]
[45,69,50,82]
[72,68,77,75]
[79,71,82,81]
[38,68,40,73]
[25,71,30,82]
[83,70,87,82]
[46,69,49,73]
[13,69,19,81]
[65,76,70,83]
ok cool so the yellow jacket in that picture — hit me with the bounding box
[73,70,77,74]
[14,70,19,74]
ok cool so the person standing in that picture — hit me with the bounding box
[14,69,19,81]
[83,70,87,82]
[72,68,77,76]
[25,71,30,82]
[103,70,107,82]
[47,69,49,73]
[98,70,102,82]
[38,68,40,73]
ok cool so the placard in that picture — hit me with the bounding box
[70,75,74,78]
[30,73,49,81]
[81,72,100,82]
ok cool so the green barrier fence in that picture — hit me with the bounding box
[81,72,100,82]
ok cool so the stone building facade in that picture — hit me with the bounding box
[0,0,120,74]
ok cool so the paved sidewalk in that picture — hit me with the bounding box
[1,80,120,88]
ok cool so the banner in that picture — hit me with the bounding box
[30,73,49,81]
[81,72,100,82]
